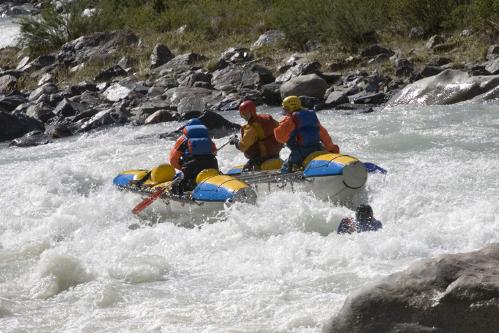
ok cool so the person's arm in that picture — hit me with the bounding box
[211,141,217,155]
[319,124,340,153]
[238,125,258,152]
[169,136,185,170]
[274,116,296,144]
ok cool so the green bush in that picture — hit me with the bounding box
[19,1,103,55]
[17,0,498,56]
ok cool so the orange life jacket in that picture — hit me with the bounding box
[241,114,282,159]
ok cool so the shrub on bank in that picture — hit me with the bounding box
[18,0,498,56]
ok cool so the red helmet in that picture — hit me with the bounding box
[239,100,256,119]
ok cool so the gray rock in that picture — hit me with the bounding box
[0,111,44,142]
[220,47,253,64]
[16,56,30,70]
[0,75,17,94]
[211,64,274,91]
[260,82,282,106]
[280,73,329,99]
[10,130,51,147]
[198,110,240,132]
[153,53,207,75]
[349,92,386,105]
[419,65,445,79]
[324,90,349,107]
[102,82,133,102]
[252,30,285,49]
[94,65,127,81]
[38,73,54,86]
[319,72,342,84]
[332,103,374,114]
[178,70,212,88]
[323,243,499,333]
[29,55,56,70]
[0,94,27,113]
[29,83,58,101]
[485,58,499,75]
[150,43,174,68]
[487,45,499,61]
[163,87,222,114]
[147,86,165,97]
[360,45,394,58]
[78,107,127,132]
[275,62,322,83]
[144,110,174,125]
[153,76,179,89]
[389,69,499,105]
[58,30,139,66]
[26,102,54,122]
[132,100,173,117]
[69,81,99,96]
[53,98,84,118]
[394,58,414,77]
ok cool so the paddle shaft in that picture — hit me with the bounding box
[132,187,166,215]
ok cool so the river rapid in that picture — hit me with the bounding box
[0,17,20,49]
[0,102,498,332]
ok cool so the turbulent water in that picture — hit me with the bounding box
[1,103,498,332]
[0,17,20,49]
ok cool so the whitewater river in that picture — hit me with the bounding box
[0,102,498,332]
[0,17,20,49]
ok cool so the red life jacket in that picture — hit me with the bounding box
[241,114,282,159]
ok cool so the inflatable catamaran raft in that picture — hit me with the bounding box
[227,152,369,205]
[113,165,257,214]
[113,151,376,214]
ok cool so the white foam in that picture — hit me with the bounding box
[0,103,498,332]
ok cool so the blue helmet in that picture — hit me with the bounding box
[185,118,202,127]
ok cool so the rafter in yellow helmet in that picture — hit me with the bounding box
[281,96,302,113]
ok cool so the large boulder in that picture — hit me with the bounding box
[163,87,223,114]
[211,64,274,91]
[389,69,499,105]
[0,111,44,142]
[57,30,139,66]
[275,62,321,83]
[151,53,206,75]
[0,75,17,94]
[280,74,329,99]
[78,107,128,133]
[150,43,174,68]
[0,94,27,113]
[323,243,499,333]
[9,130,51,147]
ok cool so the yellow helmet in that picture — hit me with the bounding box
[150,164,175,183]
[281,95,302,113]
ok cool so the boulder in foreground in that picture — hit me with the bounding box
[323,243,499,333]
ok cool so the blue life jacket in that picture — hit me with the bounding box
[182,124,212,158]
[288,110,321,148]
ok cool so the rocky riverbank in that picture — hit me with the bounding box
[1,25,498,147]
